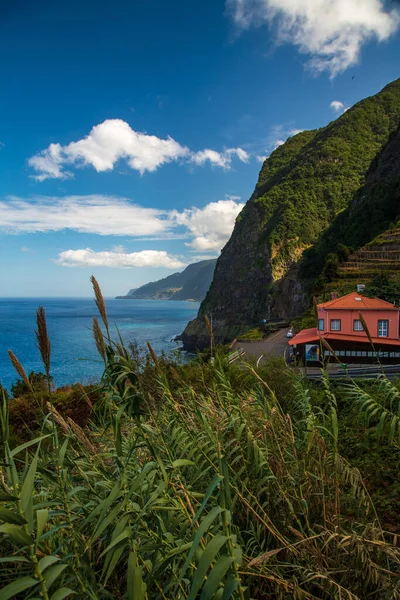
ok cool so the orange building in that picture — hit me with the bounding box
[289,292,400,364]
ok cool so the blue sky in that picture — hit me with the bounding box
[1,0,399,297]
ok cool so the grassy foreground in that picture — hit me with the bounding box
[1,280,400,599]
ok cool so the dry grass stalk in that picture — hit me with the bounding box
[92,317,106,362]
[358,311,377,353]
[312,296,319,322]
[8,350,32,392]
[77,383,93,410]
[46,401,69,434]
[319,336,340,364]
[67,416,97,454]
[147,341,159,369]
[90,275,109,332]
[36,306,51,380]
[204,315,213,340]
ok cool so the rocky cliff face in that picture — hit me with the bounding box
[181,79,400,351]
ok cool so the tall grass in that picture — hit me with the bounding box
[0,286,400,599]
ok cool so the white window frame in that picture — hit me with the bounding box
[378,320,389,338]
[330,319,341,331]
[353,319,364,331]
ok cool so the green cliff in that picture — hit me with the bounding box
[116,259,217,302]
[181,79,400,350]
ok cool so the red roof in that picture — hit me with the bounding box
[318,292,397,311]
[289,327,400,347]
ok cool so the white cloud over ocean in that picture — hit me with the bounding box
[55,248,186,269]
[0,194,244,265]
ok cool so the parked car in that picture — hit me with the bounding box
[286,328,293,338]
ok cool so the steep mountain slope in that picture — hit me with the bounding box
[181,79,400,350]
[116,259,217,302]
[301,123,400,281]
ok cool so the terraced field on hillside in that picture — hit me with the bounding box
[327,225,400,294]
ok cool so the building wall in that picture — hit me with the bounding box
[317,307,400,340]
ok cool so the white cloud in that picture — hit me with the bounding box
[112,244,125,253]
[256,155,268,163]
[190,146,249,169]
[55,248,186,269]
[288,128,304,136]
[0,195,244,257]
[28,119,250,180]
[272,139,285,150]
[226,0,399,77]
[20,246,30,252]
[172,199,244,251]
[330,100,349,114]
[0,195,170,236]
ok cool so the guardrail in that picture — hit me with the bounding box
[228,349,246,364]
[307,364,400,380]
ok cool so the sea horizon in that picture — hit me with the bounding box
[0,297,200,391]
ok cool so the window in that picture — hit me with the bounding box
[330,319,341,331]
[353,319,364,331]
[318,318,324,331]
[378,320,389,337]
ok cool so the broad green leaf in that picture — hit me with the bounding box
[20,449,39,520]
[50,588,76,600]
[103,542,127,584]
[180,506,224,579]
[0,523,33,546]
[172,459,195,468]
[58,437,69,467]
[127,549,146,600]
[0,556,30,563]
[44,564,68,590]
[41,523,69,541]
[10,435,51,457]
[36,509,50,541]
[90,501,123,543]
[39,555,61,572]
[99,529,132,558]
[0,576,39,599]
[85,480,121,526]
[189,535,228,599]
[200,556,235,600]
[67,486,86,499]
[191,475,223,525]
[0,494,19,502]
[221,574,238,600]
[0,507,27,526]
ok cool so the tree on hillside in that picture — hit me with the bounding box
[11,371,52,398]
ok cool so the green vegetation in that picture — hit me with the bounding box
[1,280,400,599]
[255,80,400,277]
[236,327,265,341]
[301,123,400,283]
[183,80,400,349]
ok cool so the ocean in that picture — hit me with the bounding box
[0,298,199,390]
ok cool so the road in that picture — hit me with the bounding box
[235,328,290,366]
